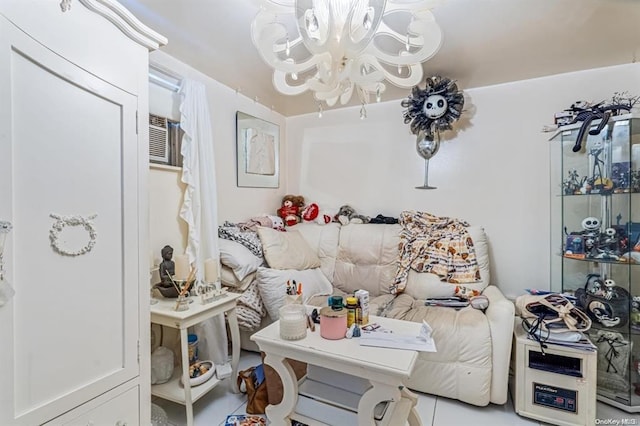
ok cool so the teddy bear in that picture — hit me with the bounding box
[335,205,370,225]
[301,203,333,225]
[277,195,305,227]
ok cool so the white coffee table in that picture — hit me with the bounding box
[251,315,422,426]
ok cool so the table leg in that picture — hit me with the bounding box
[180,327,194,426]
[262,353,297,426]
[226,307,241,393]
[401,387,422,426]
[358,380,402,426]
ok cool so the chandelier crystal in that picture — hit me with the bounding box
[251,0,443,108]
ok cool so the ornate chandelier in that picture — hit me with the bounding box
[251,0,442,113]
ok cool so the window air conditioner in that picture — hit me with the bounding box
[149,114,169,164]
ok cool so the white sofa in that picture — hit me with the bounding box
[222,221,515,407]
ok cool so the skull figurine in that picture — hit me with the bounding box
[581,217,601,232]
[423,94,448,119]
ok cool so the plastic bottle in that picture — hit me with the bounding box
[346,296,358,328]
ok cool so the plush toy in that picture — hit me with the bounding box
[266,214,285,231]
[302,203,333,225]
[277,195,305,227]
[335,205,370,225]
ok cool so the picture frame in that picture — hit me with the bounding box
[236,111,279,188]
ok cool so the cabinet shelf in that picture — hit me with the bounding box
[562,191,638,197]
[562,255,639,265]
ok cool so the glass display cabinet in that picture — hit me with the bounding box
[550,114,640,412]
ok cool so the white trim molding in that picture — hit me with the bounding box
[78,0,167,50]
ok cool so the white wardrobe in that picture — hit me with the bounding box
[0,1,165,425]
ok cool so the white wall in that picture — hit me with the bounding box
[286,63,640,299]
[147,50,287,270]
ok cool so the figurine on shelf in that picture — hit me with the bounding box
[563,169,585,195]
[158,245,175,286]
[631,296,640,331]
[581,216,601,258]
[631,170,640,193]
[589,146,614,194]
[577,274,630,328]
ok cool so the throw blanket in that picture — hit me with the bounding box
[231,281,266,332]
[391,211,480,294]
[218,221,263,257]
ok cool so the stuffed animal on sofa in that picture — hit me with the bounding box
[335,205,370,225]
[266,215,285,231]
[301,203,333,225]
[277,195,305,227]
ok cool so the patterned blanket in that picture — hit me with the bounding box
[218,221,263,257]
[391,211,480,294]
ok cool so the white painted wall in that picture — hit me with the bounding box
[146,50,287,273]
[286,63,640,299]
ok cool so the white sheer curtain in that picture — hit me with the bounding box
[179,79,227,364]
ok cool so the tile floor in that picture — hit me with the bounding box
[154,351,640,426]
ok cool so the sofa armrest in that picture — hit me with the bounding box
[482,285,515,405]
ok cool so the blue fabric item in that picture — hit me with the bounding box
[254,364,265,386]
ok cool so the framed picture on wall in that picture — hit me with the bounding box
[236,111,279,188]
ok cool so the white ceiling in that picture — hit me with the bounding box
[120,0,640,117]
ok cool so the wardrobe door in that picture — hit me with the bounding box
[0,18,139,425]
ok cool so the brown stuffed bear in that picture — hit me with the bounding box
[277,195,305,227]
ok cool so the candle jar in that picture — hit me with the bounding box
[319,306,347,340]
[279,304,307,340]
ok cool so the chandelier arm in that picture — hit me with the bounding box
[340,84,355,105]
[257,32,331,73]
[273,70,310,95]
[371,24,442,65]
[384,0,441,10]
[375,61,425,88]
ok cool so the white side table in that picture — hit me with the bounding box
[251,315,422,426]
[150,293,242,426]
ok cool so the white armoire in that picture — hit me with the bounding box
[0,1,165,425]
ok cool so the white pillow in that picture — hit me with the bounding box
[257,227,321,270]
[220,265,255,292]
[218,238,263,281]
[256,267,333,320]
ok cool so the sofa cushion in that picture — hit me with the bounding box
[255,267,332,320]
[291,222,340,282]
[257,227,321,270]
[385,293,492,405]
[403,225,491,299]
[219,238,263,281]
[333,224,401,297]
[306,289,393,318]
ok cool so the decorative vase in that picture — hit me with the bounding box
[175,294,190,311]
[415,130,440,189]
